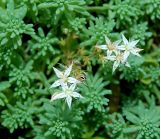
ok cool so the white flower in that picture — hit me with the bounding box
[118,34,143,61]
[51,84,83,108]
[96,35,121,56]
[105,50,130,73]
[50,63,80,88]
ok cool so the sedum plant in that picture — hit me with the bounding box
[0,0,34,49]
[128,22,152,47]
[38,0,90,24]
[80,17,115,47]
[36,101,84,139]
[15,0,40,21]
[123,100,160,139]
[0,46,13,70]
[108,0,143,28]
[143,0,160,20]
[1,99,35,133]
[0,81,10,106]
[0,0,160,139]
[9,61,34,87]
[79,73,111,112]
[28,27,59,61]
[106,113,128,139]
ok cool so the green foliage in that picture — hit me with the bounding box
[80,17,115,47]
[1,99,35,133]
[0,0,34,49]
[36,101,84,139]
[123,101,160,139]
[38,0,90,24]
[69,17,86,35]
[0,81,10,106]
[120,56,144,82]
[128,22,152,46]
[9,61,34,87]
[109,0,143,28]
[144,0,160,20]
[16,0,40,20]
[0,46,13,70]
[140,65,160,99]
[106,113,128,139]
[141,65,160,86]
[14,85,34,99]
[28,27,59,61]
[79,73,111,112]
[0,0,160,138]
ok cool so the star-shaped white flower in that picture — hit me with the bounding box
[51,84,83,108]
[96,35,121,56]
[117,34,143,61]
[50,63,80,88]
[105,50,130,73]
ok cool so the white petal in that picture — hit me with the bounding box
[122,34,128,45]
[112,61,120,73]
[58,79,69,87]
[105,55,116,61]
[130,40,139,47]
[132,52,141,57]
[117,45,125,50]
[114,50,121,56]
[60,82,68,88]
[51,93,66,101]
[104,35,111,45]
[68,77,80,84]
[50,80,61,88]
[113,40,121,46]
[125,62,131,67]
[95,44,107,50]
[53,67,63,78]
[136,48,143,52]
[61,84,69,91]
[64,62,73,77]
[132,47,143,53]
[123,51,130,61]
[72,92,83,98]
[107,50,116,56]
[66,96,72,108]
[107,50,113,56]
[70,83,76,91]
[131,48,141,56]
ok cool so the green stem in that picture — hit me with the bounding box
[109,83,120,113]
[144,58,159,66]
[85,5,110,12]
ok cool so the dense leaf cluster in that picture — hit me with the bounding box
[0,0,160,139]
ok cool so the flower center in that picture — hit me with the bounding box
[125,45,130,51]
[107,43,115,50]
[65,89,72,95]
[116,54,123,61]
[61,74,68,82]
